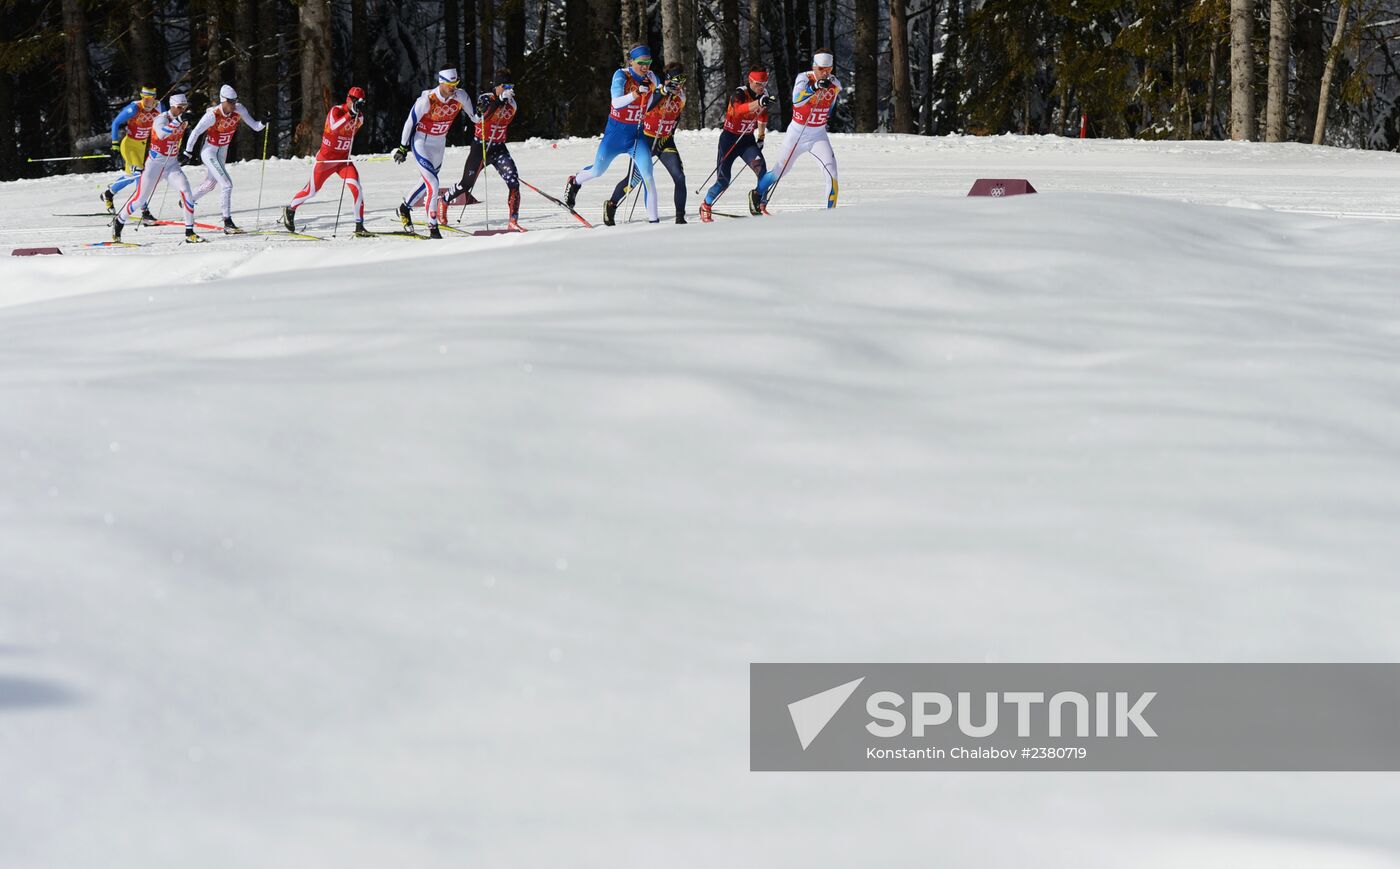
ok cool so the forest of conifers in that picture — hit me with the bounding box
[2,0,1398,181]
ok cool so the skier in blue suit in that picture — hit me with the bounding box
[563,44,663,223]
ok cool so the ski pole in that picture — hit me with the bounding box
[456,105,494,224]
[255,125,269,230]
[627,144,662,223]
[757,120,811,209]
[332,173,349,237]
[517,177,594,228]
[26,154,108,163]
[332,125,360,238]
[693,130,748,194]
[481,121,490,232]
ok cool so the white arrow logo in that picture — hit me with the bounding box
[787,677,865,750]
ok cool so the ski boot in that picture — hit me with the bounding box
[141,208,157,225]
[699,202,713,223]
[675,213,687,225]
[397,202,414,230]
[111,217,124,242]
[564,175,581,208]
[100,190,115,214]
[282,206,296,233]
[747,189,763,216]
[507,217,526,233]
[428,224,442,240]
[223,217,243,234]
[353,221,373,238]
[603,199,617,227]
[184,229,206,244]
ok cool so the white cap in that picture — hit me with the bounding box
[438,68,460,84]
[169,93,189,107]
[813,52,834,68]
[219,84,238,101]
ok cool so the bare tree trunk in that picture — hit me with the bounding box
[621,0,637,45]
[921,2,938,133]
[767,0,792,120]
[298,0,333,155]
[661,0,681,62]
[854,0,878,131]
[1205,35,1219,137]
[795,0,811,59]
[722,0,741,86]
[506,0,526,76]
[569,0,620,132]
[1293,0,1322,143]
[60,0,95,169]
[447,0,461,72]
[889,0,912,133]
[0,73,14,179]
[481,0,496,77]
[1057,31,1070,135]
[206,0,226,104]
[782,0,799,97]
[258,0,279,156]
[679,0,700,125]
[747,0,762,67]
[1229,0,1256,141]
[463,0,478,83]
[1265,0,1289,141]
[235,0,258,159]
[130,0,162,87]
[351,0,369,89]
[1313,0,1351,145]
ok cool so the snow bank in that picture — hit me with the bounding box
[3,136,1400,867]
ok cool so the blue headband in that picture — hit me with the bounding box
[629,45,652,62]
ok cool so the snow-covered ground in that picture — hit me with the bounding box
[3,133,1400,868]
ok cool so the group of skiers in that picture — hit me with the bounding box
[102,45,843,243]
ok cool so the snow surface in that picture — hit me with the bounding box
[3,133,1400,867]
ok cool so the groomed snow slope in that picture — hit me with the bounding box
[3,134,1400,868]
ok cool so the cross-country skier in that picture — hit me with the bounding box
[605,61,688,226]
[699,69,773,222]
[393,68,472,239]
[184,84,265,234]
[563,44,663,224]
[755,49,842,215]
[282,87,371,238]
[437,68,525,232]
[111,93,202,243]
[102,85,164,220]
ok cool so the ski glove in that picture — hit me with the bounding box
[111,142,124,167]
[393,145,408,164]
[477,94,493,114]
[758,94,776,109]
[815,77,834,90]
[635,85,651,96]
